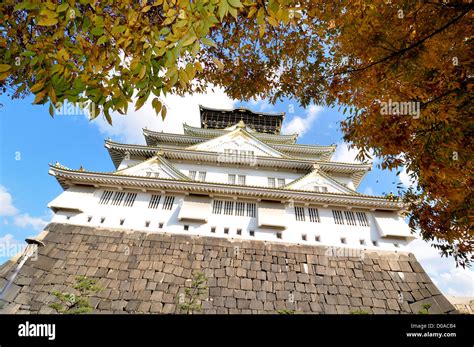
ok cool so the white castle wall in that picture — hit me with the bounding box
[49,186,413,250]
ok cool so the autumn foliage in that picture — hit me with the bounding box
[0,0,472,266]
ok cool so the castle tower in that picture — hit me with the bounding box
[0,106,455,314]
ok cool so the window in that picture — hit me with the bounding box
[111,191,125,206]
[238,175,246,185]
[394,243,400,248]
[159,222,164,229]
[332,210,345,224]
[246,203,256,218]
[212,200,223,214]
[99,190,113,205]
[224,228,229,234]
[213,200,256,217]
[120,218,125,226]
[360,239,366,245]
[276,232,282,239]
[356,212,369,227]
[235,202,245,216]
[148,195,161,209]
[372,240,378,246]
[249,230,255,237]
[236,229,242,235]
[197,171,206,181]
[146,172,159,178]
[100,217,105,224]
[162,196,175,210]
[340,237,347,244]
[308,208,320,223]
[268,177,276,188]
[224,201,234,215]
[315,235,321,242]
[228,174,236,184]
[314,186,328,193]
[294,206,306,221]
[344,211,357,226]
[184,225,189,231]
[189,170,197,179]
[123,193,137,207]
[145,221,150,228]
[277,178,286,187]
[211,227,216,233]
[301,234,307,241]
[87,216,92,222]
[224,148,237,156]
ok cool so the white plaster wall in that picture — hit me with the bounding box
[49,186,412,250]
[173,162,302,187]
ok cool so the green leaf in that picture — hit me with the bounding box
[14,2,27,11]
[91,27,104,36]
[182,34,197,47]
[201,37,216,47]
[97,36,108,45]
[57,3,69,12]
[228,0,242,8]
[112,25,126,34]
[218,0,228,21]
[21,51,35,57]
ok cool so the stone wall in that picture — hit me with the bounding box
[0,223,456,314]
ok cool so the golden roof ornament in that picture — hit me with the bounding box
[237,119,246,128]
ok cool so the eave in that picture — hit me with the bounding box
[48,165,404,211]
[178,124,298,144]
[105,140,369,187]
[143,130,335,159]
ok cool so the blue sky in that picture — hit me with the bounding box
[0,89,472,297]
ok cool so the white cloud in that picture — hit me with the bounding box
[13,214,49,231]
[92,86,236,144]
[249,97,273,112]
[0,185,18,216]
[332,142,365,164]
[399,166,418,188]
[282,105,323,137]
[363,187,374,196]
[0,185,49,234]
[407,239,474,297]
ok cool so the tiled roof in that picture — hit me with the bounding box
[0,223,456,314]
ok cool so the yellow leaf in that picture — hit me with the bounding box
[213,58,224,70]
[30,80,45,93]
[33,89,47,104]
[37,16,58,26]
[0,64,11,72]
[161,105,167,121]
[0,72,10,81]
